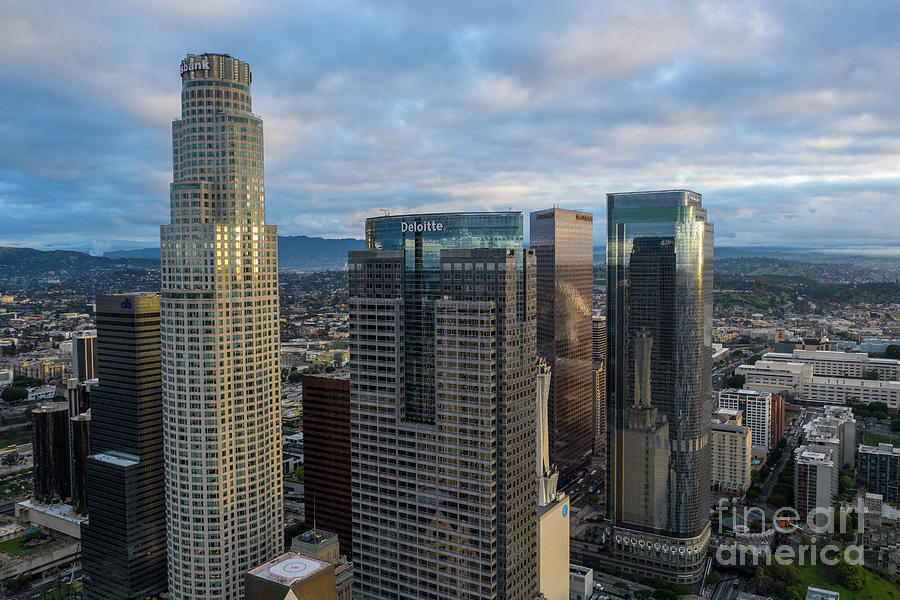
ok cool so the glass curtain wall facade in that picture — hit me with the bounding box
[160,53,282,599]
[530,208,594,483]
[350,213,537,600]
[606,190,713,584]
[82,292,167,600]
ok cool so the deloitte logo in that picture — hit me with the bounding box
[401,221,445,233]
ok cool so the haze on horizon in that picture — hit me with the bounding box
[1,0,899,253]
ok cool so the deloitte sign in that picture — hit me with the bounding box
[401,221,445,233]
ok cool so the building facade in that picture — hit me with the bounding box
[531,208,594,482]
[606,190,713,584]
[349,212,537,600]
[859,443,900,504]
[160,53,282,599]
[72,331,98,382]
[794,447,836,523]
[301,375,352,559]
[592,315,607,456]
[710,411,752,495]
[736,361,812,394]
[82,293,167,599]
[763,349,900,381]
[718,389,772,451]
[31,402,70,504]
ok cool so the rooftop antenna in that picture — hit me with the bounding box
[380,208,391,216]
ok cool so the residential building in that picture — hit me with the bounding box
[72,331,97,381]
[711,410,752,495]
[531,208,594,483]
[858,443,900,503]
[26,385,57,402]
[349,212,537,599]
[795,447,837,524]
[771,394,785,449]
[160,53,283,599]
[592,315,607,456]
[301,374,351,559]
[862,492,900,575]
[81,293,167,600]
[718,388,772,451]
[606,190,713,585]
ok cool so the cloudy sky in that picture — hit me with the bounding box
[2,0,899,252]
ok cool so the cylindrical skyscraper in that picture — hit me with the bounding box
[161,53,283,599]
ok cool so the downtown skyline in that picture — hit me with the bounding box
[2,1,900,252]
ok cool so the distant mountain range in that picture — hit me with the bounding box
[0,246,157,277]
[105,235,365,270]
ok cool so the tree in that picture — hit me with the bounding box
[1,452,19,466]
[836,560,865,590]
[886,344,900,359]
[652,590,677,600]
[1,386,27,402]
[725,373,746,389]
[839,475,854,494]
[705,572,721,585]
[892,417,900,433]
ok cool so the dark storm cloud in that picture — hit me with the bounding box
[1,0,899,250]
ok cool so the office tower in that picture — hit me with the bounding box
[160,53,282,599]
[536,360,570,600]
[70,410,91,516]
[592,315,607,456]
[350,212,537,600]
[606,190,713,584]
[859,443,900,503]
[770,394,785,449]
[301,375,352,559]
[245,554,336,600]
[531,208,594,482]
[31,402,71,504]
[291,529,353,600]
[72,331,98,381]
[82,293,167,599]
[65,377,95,416]
[718,389,772,451]
[795,447,837,523]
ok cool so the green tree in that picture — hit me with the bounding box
[886,344,900,359]
[1,386,27,402]
[705,572,721,585]
[836,560,865,590]
[891,417,900,433]
[652,590,678,600]
[725,373,746,389]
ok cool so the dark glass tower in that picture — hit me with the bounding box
[31,402,70,504]
[350,213,537,600]
[530,208,594,483]
[301,374,352,559]
[81,292,167,599]
[606,190,713,585]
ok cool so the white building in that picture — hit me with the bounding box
[710,410,752,495]
[718,388,771,450]
[0,367,12,390]
[737,361,812,394]
[160,53,283,599]
[26,385,57,402]
[800,377,900,409]
[569,565,594,600]
[764,349,900,381]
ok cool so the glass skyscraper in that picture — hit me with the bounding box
[350,212,537,600]
[606,190,713,584]
[530,208,594,483]
[160,53,282,599]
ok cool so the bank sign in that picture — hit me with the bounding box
[401,221,445,233]
[181,59,210,74]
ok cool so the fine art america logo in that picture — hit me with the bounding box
[181,59,210,74]
[401,221,445,233]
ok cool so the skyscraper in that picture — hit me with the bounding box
[349,212,537,600]
[160,53,282,599]
[592,315,607,457]
[530,208,594,482]
[301,374,352,559]
[82,293,167,599]
[72,331,97,382]
[606,190,713,584]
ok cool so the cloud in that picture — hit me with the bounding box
[2,0,900,250]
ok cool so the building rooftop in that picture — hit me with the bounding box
[247,552,328,585]
[90,451,139,468]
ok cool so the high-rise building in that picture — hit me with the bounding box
[160,53,282,599]
[770,393,785,449]
[72,331,98,382]
[349,212,537,600]
[70,410,90,516]
[531,208,594,482]
[81,293,167,599]
[795,447,837,523]
[606,190,713,584]
[301,375,352,559]
[710,410,751,496]
[718,388,772,451]
[31,402,70,504]
[291,529,353,600]
[592,315,607,456]
[859,443,900,503]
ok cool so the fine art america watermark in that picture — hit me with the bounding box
[714,497,865,567]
